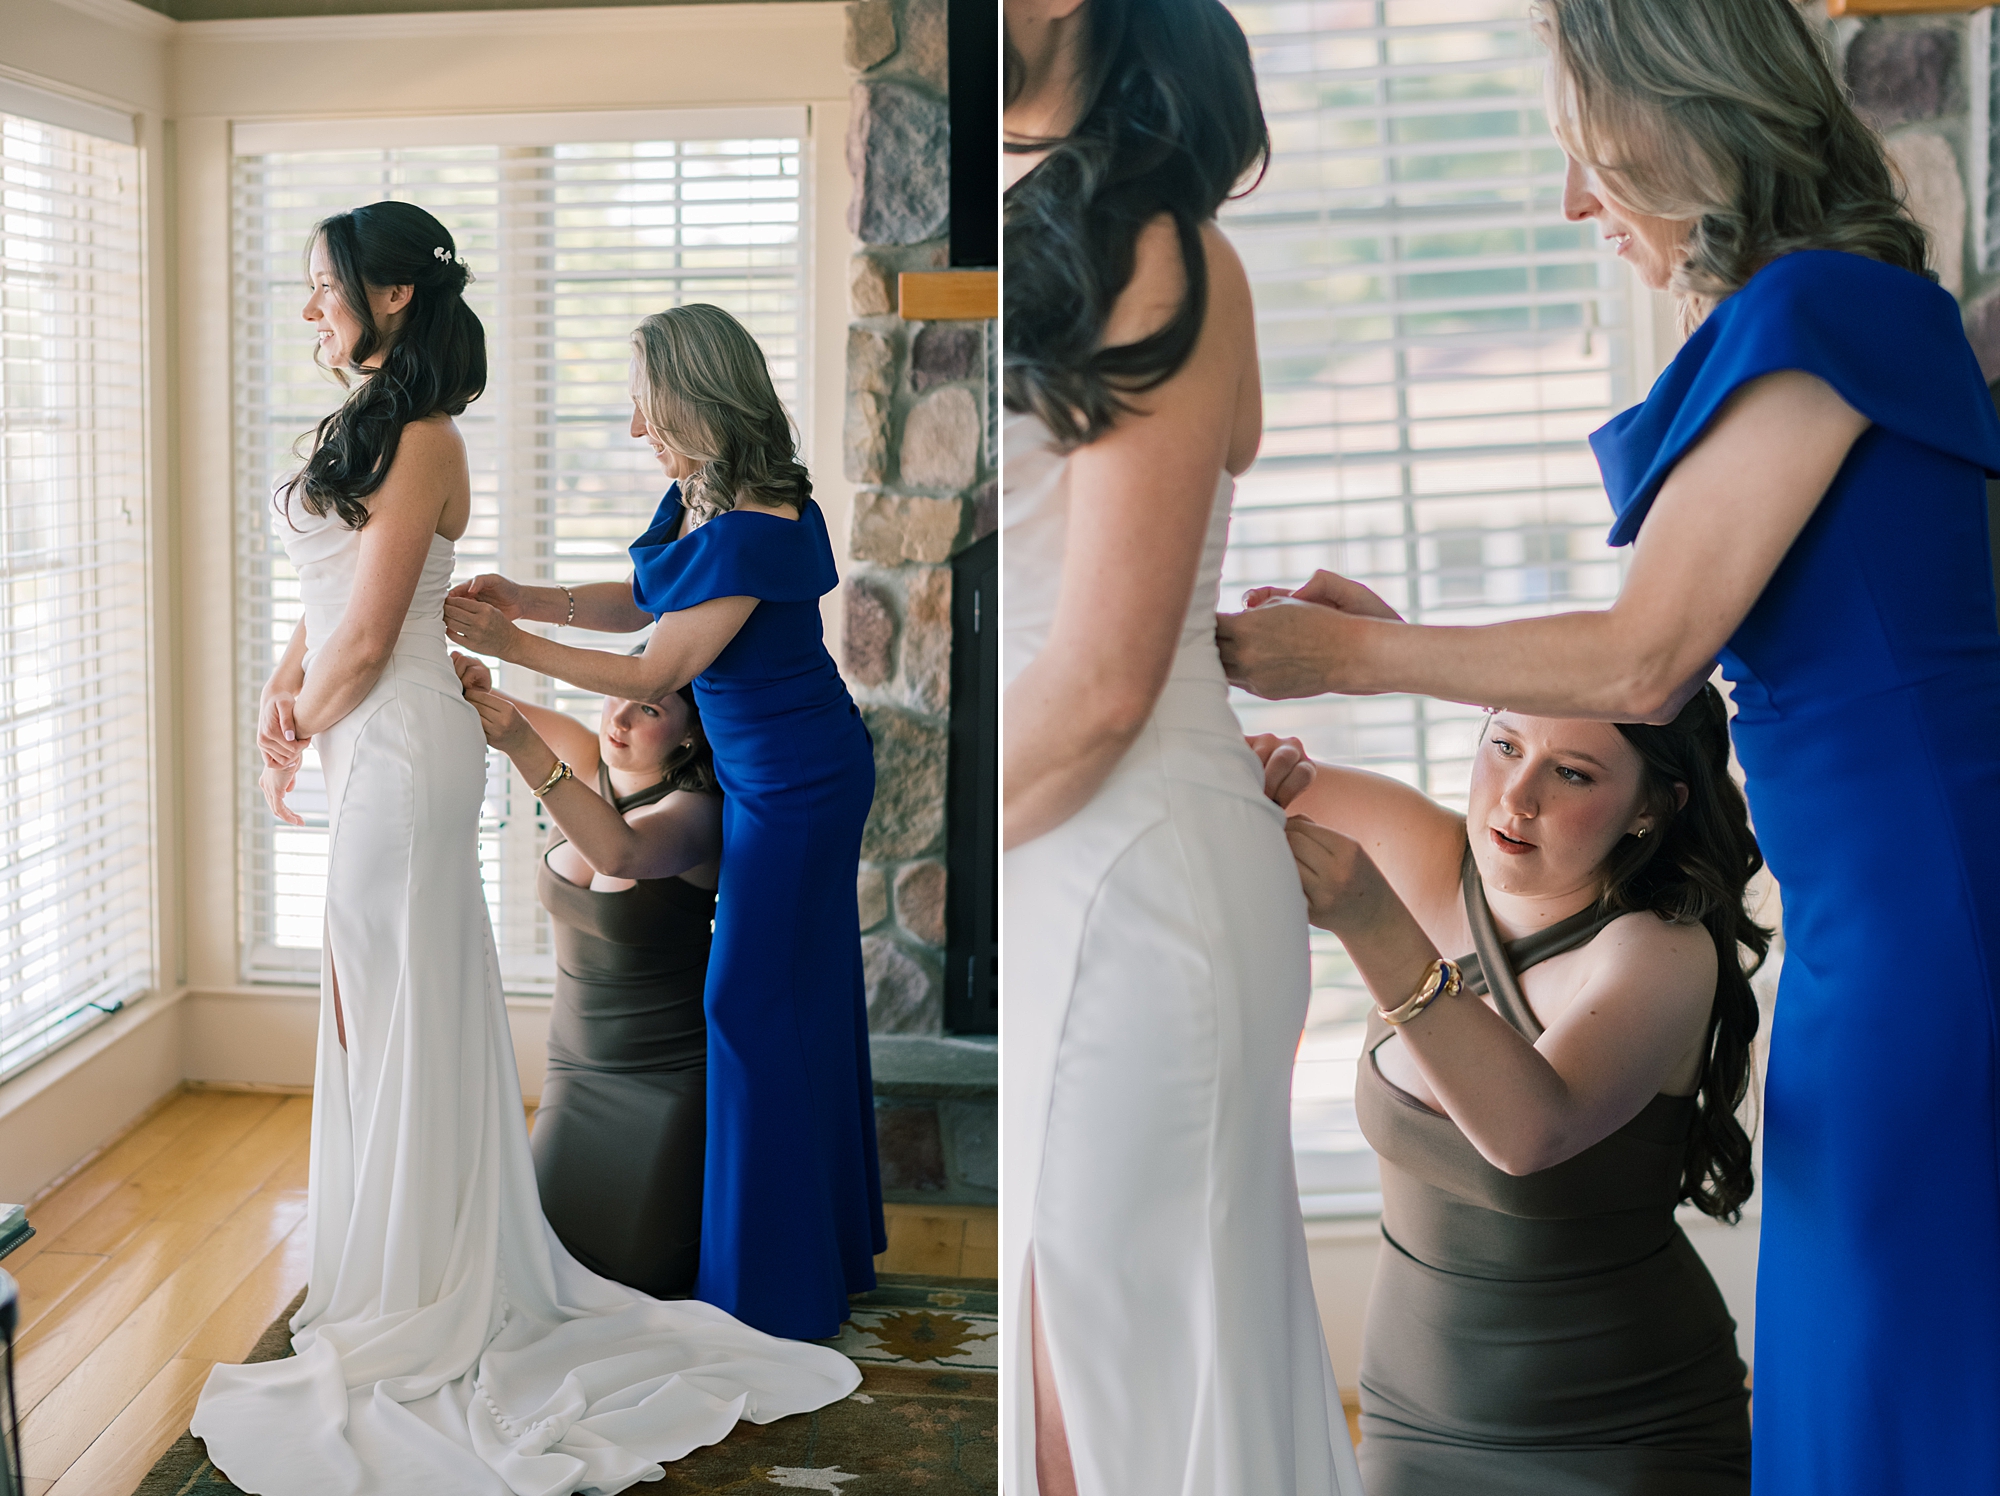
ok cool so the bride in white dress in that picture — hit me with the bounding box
[190,202,856,1495]
[1002,4,1365,1494]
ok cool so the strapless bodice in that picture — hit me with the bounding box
[1001,411,1234,692]
[277,498,456,667]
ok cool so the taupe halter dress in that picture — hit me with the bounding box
[1355,849,1751,1494]
[530,765,714,1298]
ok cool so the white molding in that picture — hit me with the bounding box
[0,68,140,142]
[177,1,839,44]
[232,103,808,155]
[49,0,176,40]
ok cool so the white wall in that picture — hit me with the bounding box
[0,0,854,1202]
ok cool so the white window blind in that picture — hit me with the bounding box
[1221,2,1639,1209]
[232,108,807,988]
[0,104,152,1082]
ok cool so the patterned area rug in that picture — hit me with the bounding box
[133,1275,996,1495]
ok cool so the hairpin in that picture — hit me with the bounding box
[432,246,466,266]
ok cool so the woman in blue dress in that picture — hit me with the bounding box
[1219,1,2000,1491]
[444,302,883,1341]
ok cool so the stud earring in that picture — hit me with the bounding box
[1636,826,1650,839]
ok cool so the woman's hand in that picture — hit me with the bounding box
[1285,816,1405,936]
[443,595,521,659]
[1219,570,1409,700]
[1243,570,1405,621]
[1246,734,1316,809]
[465,686,537,756]
[450,650,492,696]
[447,573,525,620]
[257,687,308,769]
[260,762,304,826]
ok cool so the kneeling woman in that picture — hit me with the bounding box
[1257,684,1758,1495]
[455,650,720,1297]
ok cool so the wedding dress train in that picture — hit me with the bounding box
[190,502,857,1496]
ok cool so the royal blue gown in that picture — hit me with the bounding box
[630,486,885,1340]
[1592,250,2000,1495]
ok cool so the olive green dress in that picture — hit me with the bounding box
[1355,850,1751,1494]
[531,766,714,1299]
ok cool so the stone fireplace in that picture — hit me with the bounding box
[841,0,997,1207]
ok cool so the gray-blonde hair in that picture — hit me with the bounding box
[1534,0,1931,332]
[631,303,810,514]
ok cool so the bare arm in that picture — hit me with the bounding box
[257,618,310,768]
[292,419,466,739]
[448,652,600,777]
[444,592,756,699]
[448,574,653,634]
[1218,371,1871,720]
[1253,738,1466,926]
[1288,819,1717,1175]
[467,689,722,880]
[1005,218,1261,848]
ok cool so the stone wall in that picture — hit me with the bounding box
[1805,5,1997,347]
[843,0,996,1038]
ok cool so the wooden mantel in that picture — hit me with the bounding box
[1826,1,1991,15]
[898,270,998,321]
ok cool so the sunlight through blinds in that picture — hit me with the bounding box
[232,109,806,988]
[0,107,152,1082]
[1221,1,1639,1204]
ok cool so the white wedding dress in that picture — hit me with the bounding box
[1002,411,1365,1496]
[191,501,858,1495]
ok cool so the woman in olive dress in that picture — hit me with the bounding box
[453,650,721,1297]
[1254,688,1760,1494]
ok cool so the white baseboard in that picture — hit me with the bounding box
[180,985,554,1103]
[0,986,188,1203]
[0,984,559,1207]
[1305,1207,1761,1386]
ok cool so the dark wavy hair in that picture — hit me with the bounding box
[1003,0,1269,450]
[281,200,487,530]
[631,304,810,515]
[656,683,719,798]
[1596,684,1770,1221]
[619,644,717,798]
[1535,0,1930,332]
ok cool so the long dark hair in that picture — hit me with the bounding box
[1003,0,1269,450]
[1601,684,1769,1220]
[281,201,487,530]
[655,684,719,798]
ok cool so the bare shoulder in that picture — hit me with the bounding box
[1587,910,1717,1001]
[395,412,468,463]
[1101,215,1250,339]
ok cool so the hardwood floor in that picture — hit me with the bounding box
[2,1084,997,1495]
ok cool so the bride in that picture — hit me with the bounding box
[190,200,857,1494]
[1002,2,1365,1493]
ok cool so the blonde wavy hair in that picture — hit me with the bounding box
[631,303,810,514]
[1533,0,1931,332]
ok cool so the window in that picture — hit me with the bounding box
[232,108,807,987]
[1220,2,1640,1211]
[0,89,152,1082]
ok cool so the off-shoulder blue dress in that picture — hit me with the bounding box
[630,488,885,1340]
[1591,250,2000,1495]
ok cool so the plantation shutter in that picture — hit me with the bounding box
[1221,2,1641,1209]
[231,107,807,987]
[0,90,153,1081]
